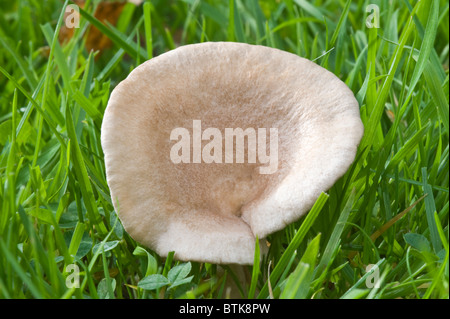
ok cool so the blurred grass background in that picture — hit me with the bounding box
[0,0,448,299]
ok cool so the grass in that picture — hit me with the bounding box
[0,0,448,299]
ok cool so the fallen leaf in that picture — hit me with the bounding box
[85,1,126,55]
[59,0,141,57]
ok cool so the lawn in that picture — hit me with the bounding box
[0,0,448,300]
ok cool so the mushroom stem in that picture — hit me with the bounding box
[222,264,253,299]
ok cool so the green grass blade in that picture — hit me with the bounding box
[257,192,328,299]
[76,3,147,61]
[68,222,86,258]
[340,258,385,299]
[421,167,443,253]
[423,64,449,136]
[0,65,66,146]
[316,189,355,274]
[41,23,72,92]
[359,1,421,153]
[248,236,260,299]
[65,100,108,235]
[404,0,439,103]
[280,233,321,299]
[143,2,153,59]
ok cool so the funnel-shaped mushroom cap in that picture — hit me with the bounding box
[101,42,363,265]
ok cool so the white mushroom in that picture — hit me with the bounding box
[101,42,363,267]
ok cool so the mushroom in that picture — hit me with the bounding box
[101,42,363,295]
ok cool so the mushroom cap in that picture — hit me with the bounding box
[101,42,364,265]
